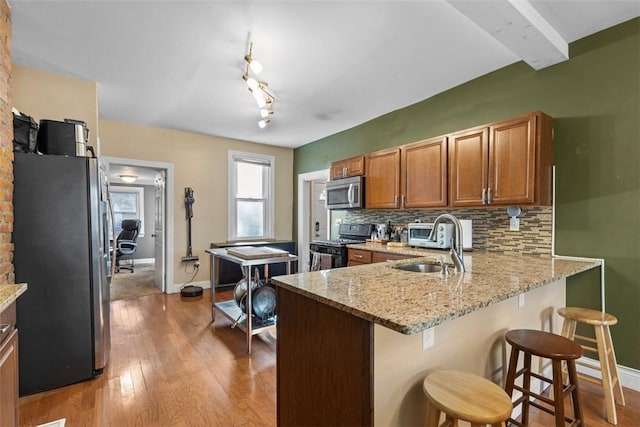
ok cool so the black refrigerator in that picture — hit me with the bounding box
[13,152,111,396]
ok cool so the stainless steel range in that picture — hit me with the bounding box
[309,223,375,270]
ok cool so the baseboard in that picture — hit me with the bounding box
[133,258,155,264]
[168,279,210,294]
[575,356,640,392]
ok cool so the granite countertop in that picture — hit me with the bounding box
[272,246,601,335]
[0,283,28,313]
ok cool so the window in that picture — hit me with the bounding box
[111,186,145,237]
[228,151,274,241]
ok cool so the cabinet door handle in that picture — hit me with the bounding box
[343,166,347,178]
[394,195,398,208]
[401,195,405,208]
[355,254,363,259]
[482,188,486,205]
[487,187,492,204]
[0,323,11,334]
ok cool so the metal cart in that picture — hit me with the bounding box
[206,248,297,354]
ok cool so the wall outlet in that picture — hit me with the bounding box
[518,293,525,308]
[510,217,520,231]
[422,327,435,349]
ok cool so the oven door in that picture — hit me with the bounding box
[326,176,363,209]
[309,244,346,270]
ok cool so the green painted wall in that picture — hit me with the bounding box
[294,19,640,369]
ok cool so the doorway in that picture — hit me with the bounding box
[297,169,330,272]
[103,156,174,295]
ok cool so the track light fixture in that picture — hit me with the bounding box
[243,41,275,128]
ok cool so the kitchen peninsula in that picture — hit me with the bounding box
[272,249,600,426]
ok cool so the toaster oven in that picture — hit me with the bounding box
[407,222,454,249]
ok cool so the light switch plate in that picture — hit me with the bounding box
[423,327,435,349]
[518,293,525,308]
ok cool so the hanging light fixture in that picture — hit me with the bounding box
[244,42,263,75]
[243,39,275,128]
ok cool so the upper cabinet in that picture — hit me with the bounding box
[366,136,448,210]
[450,112,553,207]
[365,148,401,209]
[330,155,365,180]
[449,127,489,206]
[333,111,552,210]
[402,136,448,208]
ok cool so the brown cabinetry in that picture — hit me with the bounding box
[371,252,416,263]
[348,248,372,266]
[348,248,416,266]
[330,155,365,180]
[450,112,553,207]
[365,148,401,209]
[401,136,448,208]
[0,302,18,427]
[366,137,448,210]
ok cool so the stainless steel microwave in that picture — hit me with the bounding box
[325,176,364,209]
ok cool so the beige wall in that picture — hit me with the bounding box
[99,120,294,285]
[374,279,566,426]
[12,64,99,148]
[11,64,294,287]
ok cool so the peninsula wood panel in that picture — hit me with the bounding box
[276,287,373,426]
[365,148,401,209]
[401,136,448,208]
[450,127,489,207]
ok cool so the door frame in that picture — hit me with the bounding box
[103,156,174,293]
[297,169,330,272]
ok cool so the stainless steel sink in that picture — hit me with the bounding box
[390,262,443,273]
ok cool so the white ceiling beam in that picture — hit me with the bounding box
[447,0,569,70]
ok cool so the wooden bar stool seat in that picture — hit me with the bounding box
[504,329,583,427]
[423,370,512,427]
[559,307,625,425]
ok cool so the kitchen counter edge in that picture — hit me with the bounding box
[0,283,28,313]
[272,249,601,335]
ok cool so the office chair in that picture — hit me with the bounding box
[115,219,141,273]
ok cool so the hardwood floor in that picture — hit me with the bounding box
[19,290,639,426]
[19,290,277,427]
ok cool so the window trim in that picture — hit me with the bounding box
[228,150,275,241]
[111,185,145,237]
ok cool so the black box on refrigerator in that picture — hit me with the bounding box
[37,119,89,156]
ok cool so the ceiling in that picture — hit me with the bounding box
[9,1,639,149]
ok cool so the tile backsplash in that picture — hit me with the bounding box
[339,206,552,256]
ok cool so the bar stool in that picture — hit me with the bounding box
[504,329,583,427]
[423,370,512,427]
[559,307,625,425]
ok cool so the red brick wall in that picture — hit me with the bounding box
[0,0,12,285]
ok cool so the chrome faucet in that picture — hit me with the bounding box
[428,213,465,273]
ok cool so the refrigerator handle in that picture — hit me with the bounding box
[106,186,117,279]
